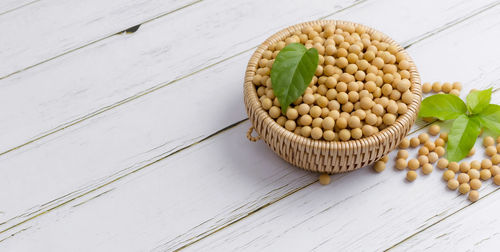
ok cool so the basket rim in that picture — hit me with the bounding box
[244,20,422,152]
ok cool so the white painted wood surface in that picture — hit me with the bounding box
[0,0,38,15]
[392,188,500,251]
[0,0,491,236]
[0,0,198,78]
[1,0,500,251]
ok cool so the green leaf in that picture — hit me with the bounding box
[447,115,481,162]
[271,43,319,113]
[466,88,492,114]
[477,104,500,134]
[418,94,467,120]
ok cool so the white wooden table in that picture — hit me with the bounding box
[1,0,500,251]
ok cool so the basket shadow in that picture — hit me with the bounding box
[218,120,383,192]
[216,120,315,183]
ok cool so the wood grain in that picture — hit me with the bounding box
[390,188,500,251]
[0,0,38,15]
[1,1,500,250]
[0,0,200,79]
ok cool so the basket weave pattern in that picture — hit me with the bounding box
[244,20,422,173]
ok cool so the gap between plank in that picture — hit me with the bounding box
[384,186,500,251]
[0,0,203,81]
[172,179,321,251]
[0,0,41,16]
[402,0,500,48]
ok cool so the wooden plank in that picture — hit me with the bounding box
[0,0,199,78]
[1,1,499,250]
[391,188,500,251]
[0,0,38,15]
[1,0,494,158]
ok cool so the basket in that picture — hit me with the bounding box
[244,20,422,174]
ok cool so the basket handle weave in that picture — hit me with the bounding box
[246,126,260,142]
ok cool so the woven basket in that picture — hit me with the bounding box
[244,20,422,174]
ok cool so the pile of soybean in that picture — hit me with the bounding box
[319,83,500,203]
[254,23,414,141]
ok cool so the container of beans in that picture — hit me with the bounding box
[244,20,422,173]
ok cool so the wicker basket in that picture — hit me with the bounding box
[244,20,421,174]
